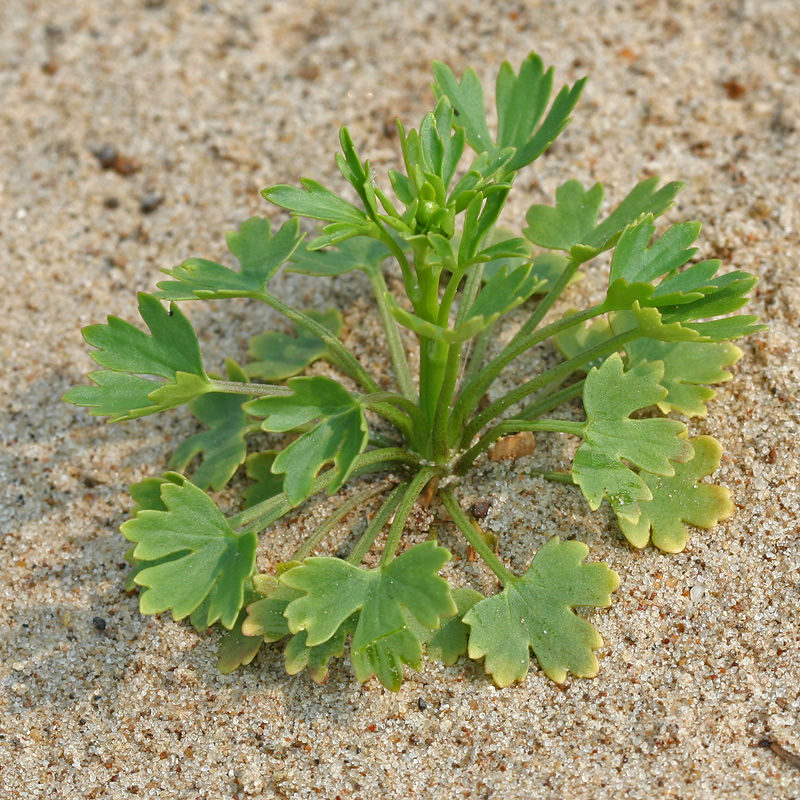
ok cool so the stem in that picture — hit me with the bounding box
[365,267,417,401]
[510,255,582,344]
[210,380,292,397]
[456,418,585,475]
[418,336,449,428]
[376,227,417,306]
[432,342,463,459]
[460,328,638,446]
[452,303,604,435]
[255,290,380,393]
[440,487,515,585]
[347,483,407,565]
[292,483,390,561]
[516,379,585,420]
[453,263,484,327]
[379,467,436,568]
[229,447,419,533]
[363,392,430,443]
[531,469,575,484]
[459,321,494,392]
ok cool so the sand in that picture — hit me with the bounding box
[1,0,799,797]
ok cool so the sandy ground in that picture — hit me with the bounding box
[1,0,799,798]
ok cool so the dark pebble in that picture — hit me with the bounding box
[139,193,164,214]
[92,616,107,631]
[417,697,427,711]
[103,197,120,209]
[93,144,118,169]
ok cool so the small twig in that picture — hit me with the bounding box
[758,739,800,769]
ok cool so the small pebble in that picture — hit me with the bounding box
[92,144,118,170]
[92,616,107,631]
[139,193,164,214]
[417,698,427,711]
[690,584,705,602]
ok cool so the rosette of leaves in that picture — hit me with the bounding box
[66,52,764,689]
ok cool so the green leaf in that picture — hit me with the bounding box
[611,303,707,343]
[246,308,342,381]
[281,541,456,690]
[572,353,694,523]
[609,216,700,284]
[426,587,484,666]
[336,127,377,214]
[245,376,369,505]
[242,573,302,642]
[168,361,252,491]
[431,60,493,154]
[242,451,285,510]
[506,78,586,171]
[64,293,211,421]
[616,436,733,552]
[81,293,204,377]
[555,317,743,417]
[65,372,167,422]
[263,179,370,226]
[284,614,358,684]
[466,264,547,328]
[524,180,603,253]
[121,479,257,629]
[433,97,466,188]
[156,217,304,299]
[124,472,187,591]
[129,472,187,516]
[216,585,263,673]
[464,537,619,686]
[624,338,743,417]
[286,237,393,277]
[495,53,554,153]
[524,179,684,256]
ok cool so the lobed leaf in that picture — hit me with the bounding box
[263,179,370,226]
[156,217,304,299]
[624,338,743,417]
[464,537,619,686]
[507,77,586,171]
[495,53,554,154]
[609,215,700,284]
[242,451,285,509]
[121,479,257,629]
[286,237,393,277]
[524,178,683,257]
[284,615,358,684]
[554,315,743,418]
[246,308,342,381]
[280,542,456,690]
[426,587,484,666]
[64,293,211,421]
[431,61,493,154]
[572,353,693,523]
[216,585,263,674]
[245,376,369,505]
[616,436,733,552]
[465,264,547,328]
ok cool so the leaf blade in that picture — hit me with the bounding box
[464,537,619,686]
[121,480,257,629]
